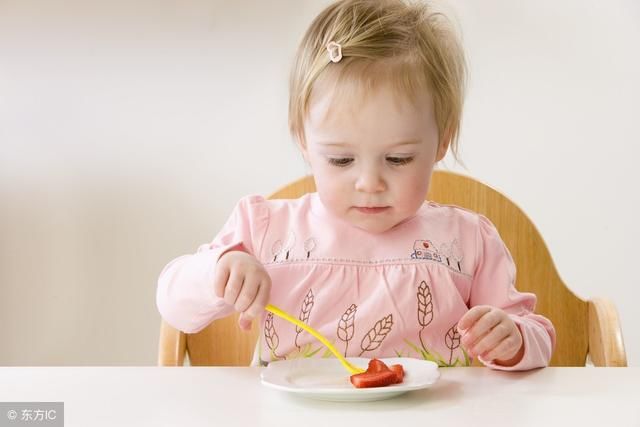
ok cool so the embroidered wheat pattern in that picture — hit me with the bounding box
[264,312,282,360]
[295,289,314,349]
[445,324,462,365]
[417,280,433,351]
[337,304,357,356]
[359,314,393,356]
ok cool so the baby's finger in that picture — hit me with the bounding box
[457,306,492,332]
[464,309,501,338]
[213,262,230,299]
[481,334,519,362]
[237,312,253,331]
[467,323,510,357]
[223,271,244,306]
[461,312,503,352]
[242,277,271,323]
[461,326,490,354]
[234,275,260,313]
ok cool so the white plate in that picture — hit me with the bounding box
[260,357,439,402]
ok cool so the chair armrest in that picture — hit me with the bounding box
[587,298,627,367]
[158,320,187,366]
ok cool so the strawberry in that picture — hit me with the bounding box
[366,358,391,373]
[390,364,404,383]
[350,370,398,388]
[350,359,405,388]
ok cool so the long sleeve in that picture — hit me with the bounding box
[469,215,556,371]
[156,195,269,333]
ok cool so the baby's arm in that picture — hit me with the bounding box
[156,195,269,333]
[460,215,556,371]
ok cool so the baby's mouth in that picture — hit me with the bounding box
[354,206,390,214]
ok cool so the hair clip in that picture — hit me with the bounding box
[326,41,343,63]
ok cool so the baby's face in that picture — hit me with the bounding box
[301,81,446,233]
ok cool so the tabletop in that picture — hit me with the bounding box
[1,366,639,427]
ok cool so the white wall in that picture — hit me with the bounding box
[0,0,638,366]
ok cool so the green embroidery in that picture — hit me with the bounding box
[282,340,338,360]
[402,339,471,367]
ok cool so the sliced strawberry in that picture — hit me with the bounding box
[390,364,404,383]
[350,370,398,388]
[366,358,391,373]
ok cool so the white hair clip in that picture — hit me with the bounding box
[326,41,343,63]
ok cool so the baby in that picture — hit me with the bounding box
[157,0,555,370]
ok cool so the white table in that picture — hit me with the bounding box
[1,367,639,426]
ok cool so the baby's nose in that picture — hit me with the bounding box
[355,168,386,193]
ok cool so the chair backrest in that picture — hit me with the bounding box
[158,171,626,367]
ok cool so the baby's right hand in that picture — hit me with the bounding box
[214,250,272,331]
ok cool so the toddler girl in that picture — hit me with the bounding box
[157,0,555,370]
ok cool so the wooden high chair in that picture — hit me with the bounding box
[158,171,627,367]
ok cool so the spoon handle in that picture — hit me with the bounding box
[265,304,365,374]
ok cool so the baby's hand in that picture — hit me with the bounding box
[457,305,524,366]
[214,251,272,331]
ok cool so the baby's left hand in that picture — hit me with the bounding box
[458,305,524,366]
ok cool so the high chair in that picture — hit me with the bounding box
[158,171,627,367]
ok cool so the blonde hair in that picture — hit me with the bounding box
[288,0,467,160]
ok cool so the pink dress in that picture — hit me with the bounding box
[157,193,555,370]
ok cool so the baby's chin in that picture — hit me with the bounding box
[347,215,410,234]
[353,224,395,234]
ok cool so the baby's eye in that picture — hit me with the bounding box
[327,157,354,167]
[386,156,414,166]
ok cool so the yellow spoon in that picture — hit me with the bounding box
[265,303,365,374]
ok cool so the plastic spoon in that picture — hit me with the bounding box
[265,303,365,374]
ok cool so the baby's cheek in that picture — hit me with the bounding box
[318,187,347,214]
[401,172,431,203]
[397,187,428,216]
